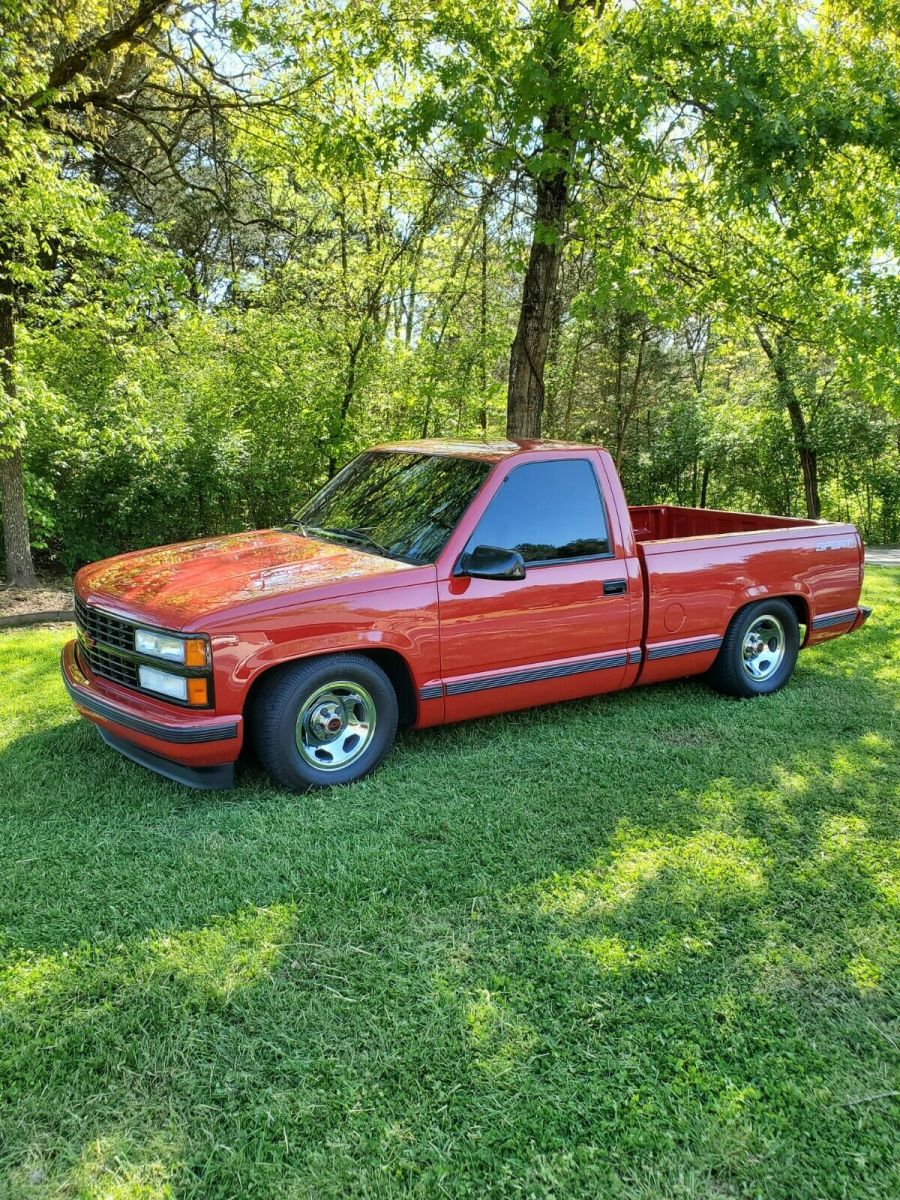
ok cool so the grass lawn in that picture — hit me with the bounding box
[1,569,897,1199]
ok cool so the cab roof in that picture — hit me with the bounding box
[370,438,602,463]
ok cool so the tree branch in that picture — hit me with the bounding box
[17,0,174,112]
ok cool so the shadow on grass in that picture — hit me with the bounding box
[0,574,897,1197]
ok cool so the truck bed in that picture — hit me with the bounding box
[629,504,818,542]
[625,501,864,688]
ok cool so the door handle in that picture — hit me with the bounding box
[603,579,628,596]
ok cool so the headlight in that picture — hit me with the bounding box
[135,628,209,667]
[138,666,210,706]
[135,628,184,661]
[138,665,188,701]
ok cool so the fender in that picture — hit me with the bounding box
[206,578,442,722]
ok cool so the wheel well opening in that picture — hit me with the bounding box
[782,595,811,640]
[730,594,810,641]
[242,648,417,727]
[360,648,416,726]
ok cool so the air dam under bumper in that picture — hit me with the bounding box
[61,640,241,789]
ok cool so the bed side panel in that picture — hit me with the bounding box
[637,525,862,684]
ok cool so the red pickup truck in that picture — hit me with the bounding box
[62,439,871,791]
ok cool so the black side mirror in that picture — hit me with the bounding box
[457,544,526,581]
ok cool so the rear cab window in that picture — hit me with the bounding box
[464,458,611,564]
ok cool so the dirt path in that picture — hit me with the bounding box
[0,584,73,627]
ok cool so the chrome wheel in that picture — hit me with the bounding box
[295,680,376,771]
[741,615,785,682]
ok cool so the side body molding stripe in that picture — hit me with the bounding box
[420,651,630,700]
[421,608,859,702]
[812,609,858,630]
[646,636,723,661]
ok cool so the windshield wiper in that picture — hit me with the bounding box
[304,525,395,558]
[281,519,308,535]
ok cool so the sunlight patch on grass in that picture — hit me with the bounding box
[573,933,630,973]
[859,731,892,753]
[574,929,719,976]
[813,814,899,906]
[7,1130,180,1200]
[818,812,871,850]
[465,988,537,1076]
[846,952,884,993]
[770,765,810,797]
[150,902,295,1001]
[694,773,806,838]
[530,826,771,984]
[1,904,296,1022]
[533,826,767,921]
[67,1131,178,1200]
[0,626,73,748]
[834,730,896,775]
[0,951,69,1011]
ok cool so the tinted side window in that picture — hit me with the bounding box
[465,459,610,564]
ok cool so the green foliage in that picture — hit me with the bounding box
[2,0,899,575]
[18,291,513,567]
[16,262,900,567]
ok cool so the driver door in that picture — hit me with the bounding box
[437,457,635,720]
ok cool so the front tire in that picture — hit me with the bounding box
[707,599,800,698]
[250,654,398,791]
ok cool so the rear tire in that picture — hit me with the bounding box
[707,599,800,699]
[250,654,398,791]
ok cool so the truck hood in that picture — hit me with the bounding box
[76,529,420,629]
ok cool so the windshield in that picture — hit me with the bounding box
[291,451,491,564]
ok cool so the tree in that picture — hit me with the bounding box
[4,0,899,579]
[0,0,289,583]
[505,1,585,438]
[417,0,899,437]
[0,1,179,583]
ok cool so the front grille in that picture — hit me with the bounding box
[74,594,135,652]
[74,595,140,689]
[80,641,140,688]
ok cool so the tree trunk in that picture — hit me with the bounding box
[478,214,488,434]
[542,264,564,433]
[506,0,597,439]
[699,461,711,509]
[0,279,36,586]
[794,436,821,520]
[0,450,35,586]
[561,323,585,439]
[328,335,364,478]
[754,326,821,519]
[405,265,418,349]
[614,323,648,470]
[506,106,570,439]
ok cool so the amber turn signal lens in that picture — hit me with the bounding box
[186,678,209,706]
[184,639,209,668]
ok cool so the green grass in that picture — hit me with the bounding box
[1,570,897,1200]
